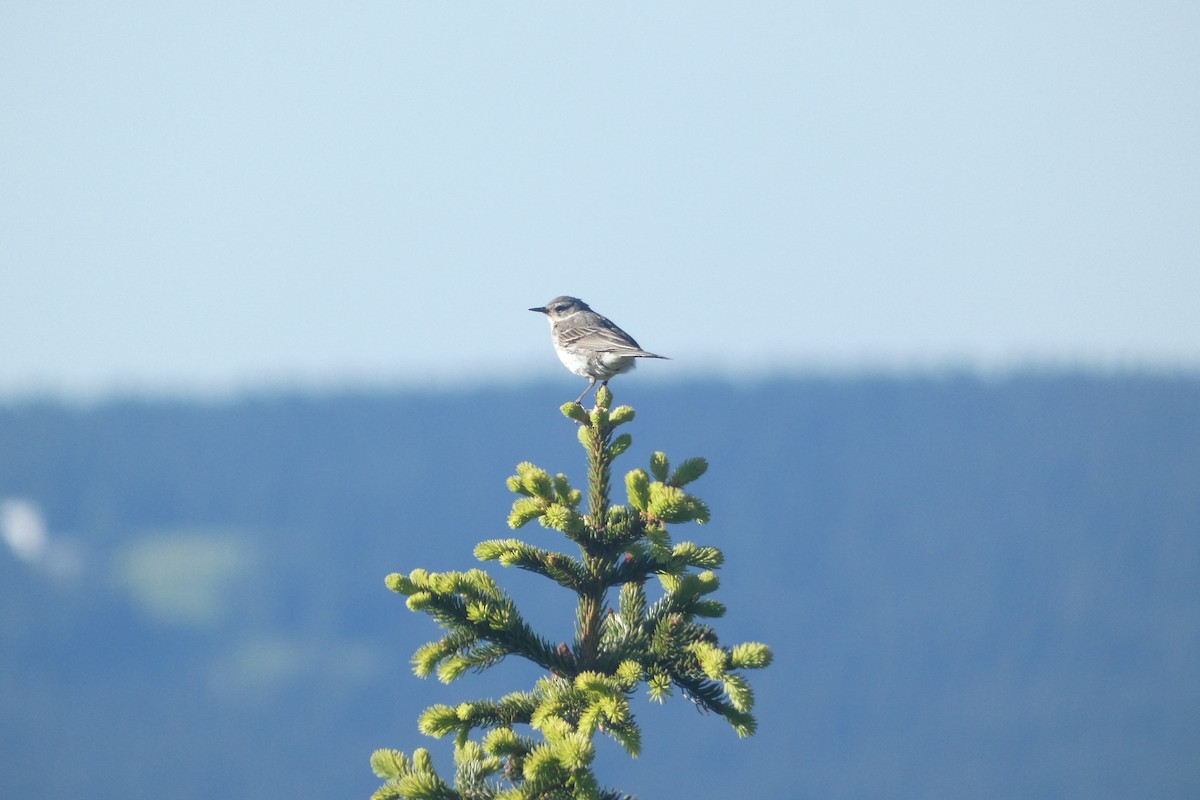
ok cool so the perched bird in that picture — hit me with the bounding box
[529,296,668,405]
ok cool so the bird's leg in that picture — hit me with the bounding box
[575,376,597,405]
[583,379,612,408]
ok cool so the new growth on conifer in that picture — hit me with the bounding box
[371,386,772,800]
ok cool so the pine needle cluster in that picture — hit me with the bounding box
[372,386,772,800]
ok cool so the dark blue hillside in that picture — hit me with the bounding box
[1,374,1197,799]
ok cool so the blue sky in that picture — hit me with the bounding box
[3,2,1197,397]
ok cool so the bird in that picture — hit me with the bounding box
[529,296,668,405]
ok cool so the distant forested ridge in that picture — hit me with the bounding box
[1,373,1197,799]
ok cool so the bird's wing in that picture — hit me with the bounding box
[557,316,653,355]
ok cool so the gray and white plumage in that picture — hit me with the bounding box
[529,296,667,404]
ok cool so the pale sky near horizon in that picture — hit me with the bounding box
[3,3,1198,398]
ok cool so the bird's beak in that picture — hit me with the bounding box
[528,306,546,314]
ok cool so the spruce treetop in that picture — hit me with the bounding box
[372,387,772,800]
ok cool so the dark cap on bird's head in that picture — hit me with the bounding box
[529,296,591,319]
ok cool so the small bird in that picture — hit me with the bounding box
[529,296,668,405]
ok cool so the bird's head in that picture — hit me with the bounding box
[529,296,590,320]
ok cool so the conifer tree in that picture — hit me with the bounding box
[371,387,772,800]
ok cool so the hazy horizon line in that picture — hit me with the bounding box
[4,357,1199,407]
